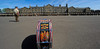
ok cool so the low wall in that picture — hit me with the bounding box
[0,13,100,16]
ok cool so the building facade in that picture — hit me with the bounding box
[4,4,91,13]
[68,6,91,13]
[19,4,68,13]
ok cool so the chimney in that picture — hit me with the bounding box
[66,4,68,7]
[59,4,61,7]
[36,5,38,7]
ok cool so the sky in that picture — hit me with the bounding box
[0,0,100,10]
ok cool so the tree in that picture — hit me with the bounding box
[2,8,8,13]
[0,9,1,13]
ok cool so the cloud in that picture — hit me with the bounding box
[52,0,68,5]
[0,0,100,10]
[75,1,85,5]
[61,0,68,5]
[50,0,56,4]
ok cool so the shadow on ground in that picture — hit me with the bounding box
[21,35,37,49]
[9,20,17,22]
